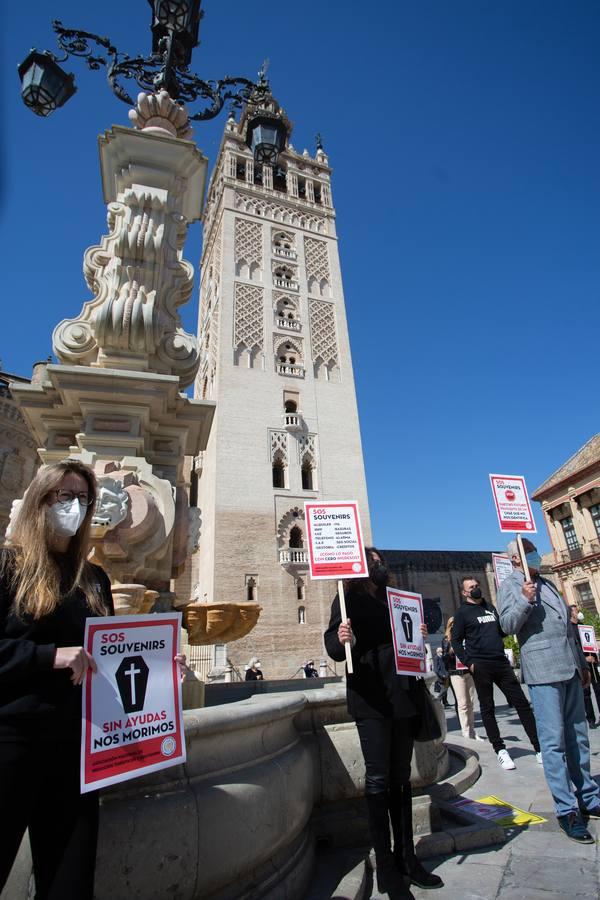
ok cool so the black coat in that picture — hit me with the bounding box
[0,550,113,734]
[324,582,419,720]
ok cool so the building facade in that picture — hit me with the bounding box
[384,549,500,638]
[189,90,372,679]
[0,368,39,541]
[532,434,600,613]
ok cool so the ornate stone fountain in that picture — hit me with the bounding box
[10,93,216,614]
[10,91,265,650]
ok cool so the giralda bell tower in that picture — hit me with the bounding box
[192,80,371,678]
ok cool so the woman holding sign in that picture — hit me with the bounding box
[324,548,442,898]
[0,460,113,899]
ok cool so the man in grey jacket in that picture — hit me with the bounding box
[497,538,600,843]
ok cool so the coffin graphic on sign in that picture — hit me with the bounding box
[115,655,149,713]
[401,611,413,643]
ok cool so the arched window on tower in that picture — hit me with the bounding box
[289,525,303,548]
[272,454,286,489]
[301,461,313,491]
[285,399,297,413]
[273,231,296,259]
[246,576,258,603]
[275,296,299,323]
[273,265,297,290]
[298,606,306,625]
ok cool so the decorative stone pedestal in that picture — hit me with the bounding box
[10,101,215,612]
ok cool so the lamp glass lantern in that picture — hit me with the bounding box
[154,0,195,31]
[246,114,287,166]
[17,50,76,117]
[149,0,201,64]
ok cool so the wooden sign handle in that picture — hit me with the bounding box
[517,533,531,581]
[338,579,354,675]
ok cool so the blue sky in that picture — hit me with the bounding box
[1,1,599,553]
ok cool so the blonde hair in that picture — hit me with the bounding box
[2,460,108,619]
[444,616,454,642]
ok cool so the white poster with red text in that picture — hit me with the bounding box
[492,553,514,589]
[81,613,184,793]
[489,474,537,533]
[304,501,368,580]
[386,588,427,676]
[578,624,598,655]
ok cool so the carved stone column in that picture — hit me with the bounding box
[11,94,215,612]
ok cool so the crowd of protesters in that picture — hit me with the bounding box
[2,459,599,900]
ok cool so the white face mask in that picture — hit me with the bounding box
[577,612,585,622]
[48,498,87,537]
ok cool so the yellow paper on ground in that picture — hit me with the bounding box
[474,795,547,826]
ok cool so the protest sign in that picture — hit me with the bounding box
[489,474,536,533]
[492,553,513,589]
[449,795,546,827]
[455,656,469,672]
[304,501,368,675]
[386,588,426,676]
[578,624,598,655]
[81,613,184,793]
[304,501,367,580]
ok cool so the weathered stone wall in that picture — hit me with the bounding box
[0,372,38,542]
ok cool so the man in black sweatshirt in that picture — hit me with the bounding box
[451,576,541,770]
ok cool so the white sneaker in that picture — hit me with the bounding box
[474,733,486,742]
[535,751,543,765]
[497,749,516,770]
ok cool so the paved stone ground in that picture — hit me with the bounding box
[308,683,600,899]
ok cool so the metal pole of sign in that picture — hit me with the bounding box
[337,578,354,674]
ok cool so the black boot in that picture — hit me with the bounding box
[365,793,415,899]
[390,784,444,890]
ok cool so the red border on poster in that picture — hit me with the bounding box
[578,624,598,655]
[489,474,537,533]
[386,587,426,676]
[304,501,368,580]
[81,614,184,793]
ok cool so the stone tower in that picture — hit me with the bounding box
[192,85,371,678]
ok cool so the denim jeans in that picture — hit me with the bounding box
[529,674,600,817]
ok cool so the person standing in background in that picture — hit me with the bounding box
[245,657,264,680]
[303,659,319,678]
[452,577,540,770]
[432,647,451,708]
[569,604,599,729]
[442,617,483,742]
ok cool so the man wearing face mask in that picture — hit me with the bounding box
[497,539,600,843]
[451,577,540,770]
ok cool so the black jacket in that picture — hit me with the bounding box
[324,582,418,720]
[450,599,506,667]
[245,668,263,681]
[0,550,113,732]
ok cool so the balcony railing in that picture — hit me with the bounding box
[273,246,297,260]
[283,412,302,431]
[276,363,305,378]
[558,540,600,565]
[275,317,301,332]
[273,277,299,291]
[279,548,308,565]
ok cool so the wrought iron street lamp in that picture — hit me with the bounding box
[18,50,77,117]
[17,0,286,163]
